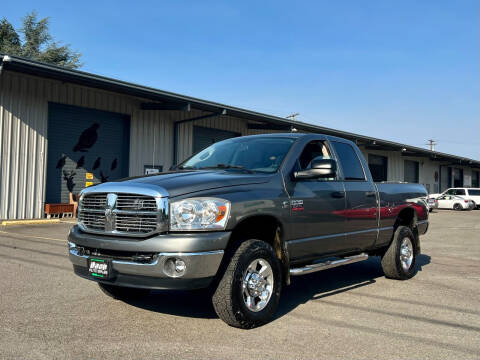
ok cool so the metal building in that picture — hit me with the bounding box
[1,55,479,220]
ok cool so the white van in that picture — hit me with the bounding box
[430,188,480,209]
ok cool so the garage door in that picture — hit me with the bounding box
[193,126,241,154]
[46,103,130,204]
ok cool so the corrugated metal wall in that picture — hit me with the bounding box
[0,71,252,219]
[0,72,48,219]
[176,115,249,162]
[358,147,476,193]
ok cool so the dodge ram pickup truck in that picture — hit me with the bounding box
[68,133,429,328]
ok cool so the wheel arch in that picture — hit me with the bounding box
[393,207,420,254]
[225,214,291,285]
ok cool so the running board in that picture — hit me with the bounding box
[289,253,368,276]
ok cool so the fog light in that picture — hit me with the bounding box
[175,259,186,273]
[163,257,187,277]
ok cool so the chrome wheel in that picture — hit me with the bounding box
[400,237,414,271]
[242,258,274,312]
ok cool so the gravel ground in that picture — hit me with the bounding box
[0,210,479,360]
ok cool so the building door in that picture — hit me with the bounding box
[453,168,464,187]
[46,103,130,204]
[404,160,419,183]
[193,126,240,154]
[368,154,388,182]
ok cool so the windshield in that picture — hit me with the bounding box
[180,137,296,173]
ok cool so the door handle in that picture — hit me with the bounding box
[365,191,376,197]
[331,191,345,198]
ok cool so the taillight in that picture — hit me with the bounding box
[464,200,469,203]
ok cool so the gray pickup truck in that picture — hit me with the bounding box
[68,133,429,328]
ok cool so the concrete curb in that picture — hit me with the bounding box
[1,219,61,226]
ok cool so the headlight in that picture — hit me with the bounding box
[170,198,230,231]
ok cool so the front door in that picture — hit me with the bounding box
[285,140,347,262]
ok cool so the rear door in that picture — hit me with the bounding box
[330,141,378,250]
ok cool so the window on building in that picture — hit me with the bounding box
[404,160,419,183]
[368,154,388,182]
[331,142,366,181]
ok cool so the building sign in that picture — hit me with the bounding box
[144,165,163,175]
[85,181,94,187]
[85,172,94,180]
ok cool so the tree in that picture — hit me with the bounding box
[0,11,82,69]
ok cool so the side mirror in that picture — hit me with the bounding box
[294,158,337,180]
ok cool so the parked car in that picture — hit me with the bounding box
[426,197,438,212]
[430,188,480,209]
[436,194,475,211]
[68,133,429,328]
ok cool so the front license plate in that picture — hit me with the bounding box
[88,258,112,279]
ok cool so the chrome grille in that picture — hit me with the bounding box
[81,193,106,209]
[116,194,157,211]
[78,192,167,237]
[115,214,158,233]
[78,211,105,230]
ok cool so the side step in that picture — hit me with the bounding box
[290,253,368,276]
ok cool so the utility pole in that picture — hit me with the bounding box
[426,139,437,152]
[286,113,300,121]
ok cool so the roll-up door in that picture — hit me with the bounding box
[46,103,130,203]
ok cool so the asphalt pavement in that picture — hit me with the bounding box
[0,211,479,359]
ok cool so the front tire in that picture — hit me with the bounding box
[98,283,150,300]
[381,226,417,280]
[212,240,282,329]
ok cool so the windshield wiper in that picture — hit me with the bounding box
[199,164,255,173]
[177,165,197,170]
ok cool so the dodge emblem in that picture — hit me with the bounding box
[104,193,117,231]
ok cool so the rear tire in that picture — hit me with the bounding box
[212,240,282,329]
[98,283,150,300]
[453,203,462,211]
[381,226,417,280]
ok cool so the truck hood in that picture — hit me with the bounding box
[119,170,272,198]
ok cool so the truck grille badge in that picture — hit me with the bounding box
[104,193,117,231]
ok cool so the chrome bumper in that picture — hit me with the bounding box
[68,242,224,280]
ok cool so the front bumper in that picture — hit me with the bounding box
[68,226,230,290]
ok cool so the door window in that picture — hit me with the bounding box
[297,140,335,180]
[331,142,366,181]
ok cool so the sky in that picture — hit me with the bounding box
[3,0,479,159]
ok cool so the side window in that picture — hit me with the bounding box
[446,189,455,195]
[297,140,334,180]
[331,141,366,181]
[455,189,465,195]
